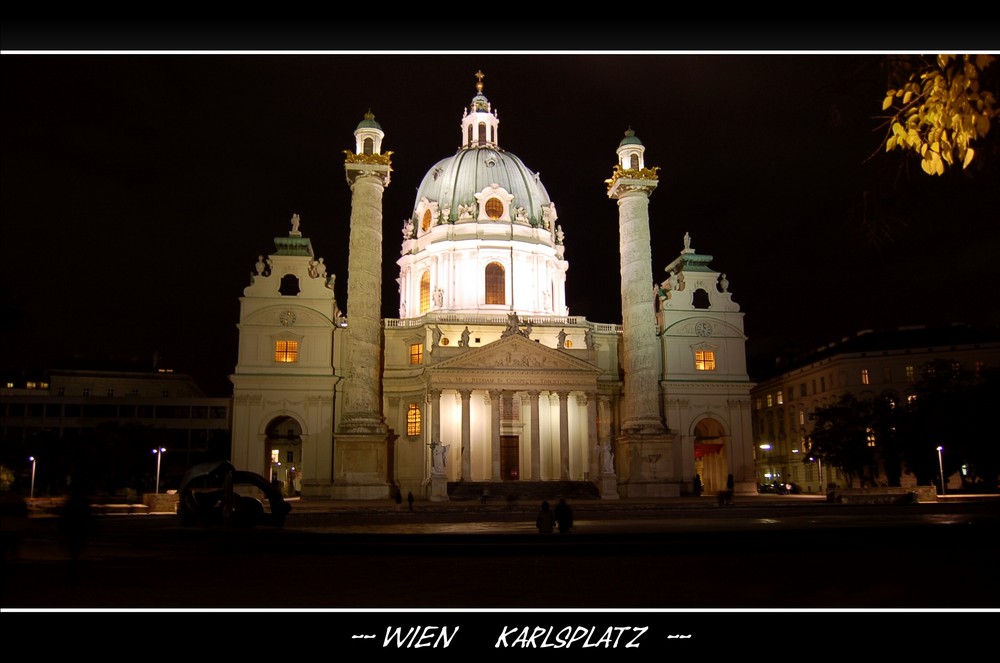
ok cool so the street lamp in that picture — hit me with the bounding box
[936,445,946,496]
[759,444,771,487]
[153,447,166,494]
[29,456,36,499]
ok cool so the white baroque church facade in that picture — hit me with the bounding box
[230,74,756,501]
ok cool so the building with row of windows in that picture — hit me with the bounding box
[750,324,1000,492]
[229,74,756,500]
[0,366,231,493]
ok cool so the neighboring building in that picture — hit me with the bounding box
[750,325,1000,492]
[230,74,755,500]
[1,366,231,492]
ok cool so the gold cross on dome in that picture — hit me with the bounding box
[475,70,484,92]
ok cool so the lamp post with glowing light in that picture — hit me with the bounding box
[153,447,166,494]
[758,444,772,489]
[936,445,945,496]
[29,456,36,499]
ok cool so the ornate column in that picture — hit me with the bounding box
[528,390,541,480]
[459,389,472,481]
[332,113,392,499]
[607,142,664,434]
[429,389,442,452]
[341,138,391,434]
[557,391,570,480]
[489,389,503,480]
[604,129,678,498]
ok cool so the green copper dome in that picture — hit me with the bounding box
[618,128,643,147]
[356,111,382,131]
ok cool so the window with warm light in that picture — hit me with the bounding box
[766,394,773,407]
[409,343,424,365]
[866,427,876,447]
[905,365,915,381]
[485,262,505,304]
[694,350,716,371]
[861,368,870,385]
[275,340,299,363]
[485,197,503,220]
[421,209,432,232]
[776,390,784,405]
[419,272,431,313]
[406,402,421,436]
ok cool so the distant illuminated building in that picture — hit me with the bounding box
[750,325,1000,492]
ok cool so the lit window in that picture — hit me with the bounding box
[409,343,424,365]
[861,369,870,385]
[695,350,716,371]
[766,394,773,408]
[905,365,915,381]
[271,449,280,463]
[798,409,805,425]
[275,340,299,363]
[40,382,49,389]
[776,390,784,405]
[26,381,37,389]
[419,272,431,313]
[406,402,421,436]
[421,209,432,232]
[485,197,503,220]
[866,427,876,447]
[485,262,505,305]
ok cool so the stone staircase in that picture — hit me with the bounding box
[446,481,601,502]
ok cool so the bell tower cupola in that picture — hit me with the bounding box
[354,110,386,156]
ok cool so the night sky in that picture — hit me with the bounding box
[3,30,999,395]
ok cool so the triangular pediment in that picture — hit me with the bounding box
[429,334,599,391]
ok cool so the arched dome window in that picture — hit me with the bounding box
[478,122,487,146]
[484,197,503,220]
[485,262,505,305]
[363,137,374,155]
[421,209,432,232]
[692,288,711,309]
[467,125,473,146]
[629,153,639,170]
[420,271,431,313]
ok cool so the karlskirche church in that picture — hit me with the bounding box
[229,74,756,500]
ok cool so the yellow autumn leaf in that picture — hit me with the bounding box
[883,95,894,111]
[963,146,975,169]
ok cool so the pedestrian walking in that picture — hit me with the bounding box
[535,500,555,534]
[407,491,414,512]
[553,497,573,534]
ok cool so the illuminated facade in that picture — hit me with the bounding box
[230,75,756,499]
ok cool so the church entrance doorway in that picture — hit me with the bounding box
[693,418,727,495]
[265,415,303,497]
[500,435,520,480]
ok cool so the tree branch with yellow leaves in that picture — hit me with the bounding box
[878,54,997,175]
